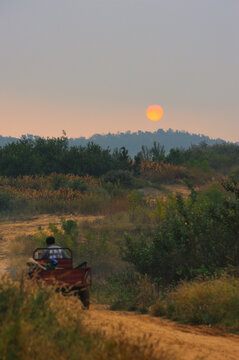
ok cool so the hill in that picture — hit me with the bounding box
[69,129,226,156]
[0,129,227,156]
[0,135,18,146]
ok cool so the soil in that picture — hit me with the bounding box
[82,305,239,360]
[1,214,239,359]
[138,184,194,200]
[0,214,103,274]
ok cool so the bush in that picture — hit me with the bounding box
[0,278,169,360]
[93,272,139,311]
[103,170,134,187]
[68,178,89,192]
[166,142,239,174]
[151,276,239,331]
[140,160,188,183]
[50,173,68,190]
[123,186,239,285]
[0,192,12,211]
[93,272,158,313]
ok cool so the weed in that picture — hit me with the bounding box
[151,275,239,331]
[0,277,171,360]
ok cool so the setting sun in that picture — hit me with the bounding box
[146,105,164,121]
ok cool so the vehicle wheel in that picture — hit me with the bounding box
[79,288,90,309]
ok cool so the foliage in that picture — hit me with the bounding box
[93,272,158,314]
[0,128,226,156]
[103,170,134,187]
[127,190,147,222]
[127,190,144,209]
[0,192,12,211]
[0,137,116,177]
[68,178,89,192]
[221,175,239,200]
[112,147,132,170]
[93,271,139,311]
[0,277,169,360]
[0,136,238,179]
[139,142,166,163]
[151,275,239,331]
[123,185,239,285]
[140,160,188,183]
[0,174,113,216]
[165,142,239,174]
[11,218,125,278]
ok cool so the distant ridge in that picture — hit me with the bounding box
[68,129,228,156]
[0,129,230,157]
[0,135,18,147]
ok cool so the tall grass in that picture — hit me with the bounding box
[0,174,129,218]
[0,277,171,360]
[151,275,239,331]
[140,160,188,183]
[8,217,127,278]
[0,193,125,219]
[92,272,158,314]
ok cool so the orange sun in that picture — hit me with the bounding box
[146,105,164,121]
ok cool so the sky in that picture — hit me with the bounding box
[0,0,238,141]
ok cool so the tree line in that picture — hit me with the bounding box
[0,136,238,177]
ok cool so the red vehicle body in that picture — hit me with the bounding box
[29,248,92,308]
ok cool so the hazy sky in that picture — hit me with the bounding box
[1,0,238,141]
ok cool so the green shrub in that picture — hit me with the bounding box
[123,186,239,285]
[103,170,134,187]
[50,173,68,190]
[93,271,139,311]
[68,178,89,192]
[93,272,158,313]
[0,192,12,211]
[127,190,144,209]
[166,142,239,174]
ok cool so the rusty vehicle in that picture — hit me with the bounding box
[27,248,92,308]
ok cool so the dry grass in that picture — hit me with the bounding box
[0,276,172,360]
[151,275,239,331]
[140,161,188,183]
[0,214,104,274]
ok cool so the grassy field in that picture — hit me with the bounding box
[151,275,239,331]
[0,167,238,360]
[3,175,239,332]
[0,276,171,360]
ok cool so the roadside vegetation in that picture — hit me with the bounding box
[7,176,239,332]
[0,277,170,360]
[0,136,238,220]
[1,136,239,338]
[151,275,239,331]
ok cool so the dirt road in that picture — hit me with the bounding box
[82,305,239,360]
[1,214,239,359]
[0,214,103,274]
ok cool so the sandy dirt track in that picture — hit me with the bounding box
[0,214,239,360]
[83,305,239,360]
[0,214,103,274]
